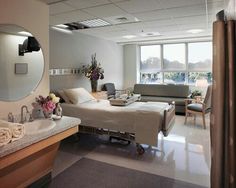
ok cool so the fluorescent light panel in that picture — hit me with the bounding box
[80,19,111,27]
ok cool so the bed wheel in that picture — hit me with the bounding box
[136,144,145,155]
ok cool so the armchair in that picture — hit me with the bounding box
[102,83,126,99]
[184,85,212,129]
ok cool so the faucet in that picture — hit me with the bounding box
[8,112,15,122]
[20,105,29,124]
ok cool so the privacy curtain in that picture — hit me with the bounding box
[211,20,236,188]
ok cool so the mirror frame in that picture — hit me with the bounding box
[0,24,45,102]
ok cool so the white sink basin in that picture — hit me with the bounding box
[24,119,56,135]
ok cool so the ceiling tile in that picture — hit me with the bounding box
[50,10,96,25]
[50,16,63,25]
[108,0,129,2]
[103,14,139,25]
[143,19,177,28]
[65,0,110,9]
[145,25,181,32]
[83,4,127,18]
[179,23,207,30]
[48,0,224,42]
[174,15,207,25]
[39,0,63,4]
[118,22,146,30]
[166,4,206,18]
[115,0,162,14]
[50,2,76,15]
[158,0,205,9]
[133,9,171,21]
[84,25,125,33]
[207,1,224,14]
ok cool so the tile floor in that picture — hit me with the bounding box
[52,115,211,187]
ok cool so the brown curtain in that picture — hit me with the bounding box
[211,20,236,188]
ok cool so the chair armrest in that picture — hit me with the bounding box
[184,98,195,104]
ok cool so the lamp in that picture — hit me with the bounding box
[195,79,208,88]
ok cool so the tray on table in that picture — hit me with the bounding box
[109,94,141,106]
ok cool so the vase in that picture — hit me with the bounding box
[91,80,98,92]
[43,110,53,119]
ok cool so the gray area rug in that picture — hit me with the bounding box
[50,158,207,188]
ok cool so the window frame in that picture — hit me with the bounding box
[139,40,212,85]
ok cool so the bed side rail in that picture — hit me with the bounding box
[162,101,175,136]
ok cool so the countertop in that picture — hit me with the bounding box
[0,116,81,158]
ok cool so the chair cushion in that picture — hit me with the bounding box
[187,103,203,112]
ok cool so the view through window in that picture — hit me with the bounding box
[140,42,212,84]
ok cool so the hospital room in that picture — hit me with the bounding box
[0,0,235,188]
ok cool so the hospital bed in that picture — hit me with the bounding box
[61,99,175,155]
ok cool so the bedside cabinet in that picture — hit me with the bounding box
[91,91,107,100]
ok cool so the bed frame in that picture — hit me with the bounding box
[78,102,175,155]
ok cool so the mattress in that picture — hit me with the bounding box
[61,100,170,146]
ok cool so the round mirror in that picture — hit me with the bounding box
[0,24,44,101]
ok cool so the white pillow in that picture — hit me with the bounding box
[58,90,71,104]
[63,88,96,104]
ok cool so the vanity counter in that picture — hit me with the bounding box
[0,116,81,158]
[0,116,80,188]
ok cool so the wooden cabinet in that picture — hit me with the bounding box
[91,91,107,100]
[0,117,80,188]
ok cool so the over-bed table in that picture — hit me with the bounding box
[61,99,175,154]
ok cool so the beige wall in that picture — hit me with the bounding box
[49,28,124,91]
[123,44,139,89]
[0,0,49,118]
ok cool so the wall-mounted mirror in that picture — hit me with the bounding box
[0,24,44,101]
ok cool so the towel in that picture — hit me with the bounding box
[10,122,25,141]
[0,127,12,147]
[0,120,25,143]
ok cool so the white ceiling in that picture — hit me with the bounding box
[39,0,225,43]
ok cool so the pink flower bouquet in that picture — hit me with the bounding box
[33,93,60,113]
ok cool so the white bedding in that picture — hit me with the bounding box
[61,100,170,146]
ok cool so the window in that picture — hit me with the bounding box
[164,72,186,84]
[188,42,212,84]
[188,42,212,71]
[140,45,161,83]
[163,44,185,70]
[139,42,212,84]
[188,72,212,84]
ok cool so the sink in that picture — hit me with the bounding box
[24,119,56,135]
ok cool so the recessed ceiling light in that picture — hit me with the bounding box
[186,29,204,34]
[139,32,161,37]
[79,19,111,28]
[122,35,137,39]
[18,31,32,36]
